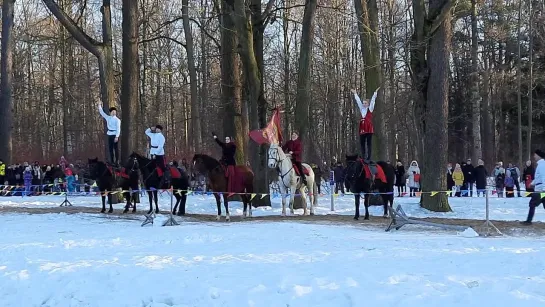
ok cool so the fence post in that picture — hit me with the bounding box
[329,170,335,211]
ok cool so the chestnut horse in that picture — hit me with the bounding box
[192,154,254,221]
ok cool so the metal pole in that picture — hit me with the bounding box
[329,170,335,211]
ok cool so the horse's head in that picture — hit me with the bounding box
[267,144,284,169]
[87,157,102,179]
[344,154,363,189]
[122,152,140,174]
[192,154,208,175]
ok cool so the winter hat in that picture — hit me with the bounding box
[535,149,545,159]
[155,124,163,131]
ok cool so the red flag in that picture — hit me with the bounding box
[249,108,283,145]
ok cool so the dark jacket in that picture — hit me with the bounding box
[462,163,475,183]
[215,139,236,165]
[446,168,455,188]
[282,139,303,162]
[473,165,488,190]
[333,165,345,183]
[395,165,405,187]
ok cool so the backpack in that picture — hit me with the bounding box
[505,176,514,188]
[509,168,518,181]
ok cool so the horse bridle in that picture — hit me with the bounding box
[268,147,294,189]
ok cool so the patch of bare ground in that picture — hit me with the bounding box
[1,205,544,237]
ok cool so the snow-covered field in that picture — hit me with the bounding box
[1,194,544,306]
[0,192,541,222]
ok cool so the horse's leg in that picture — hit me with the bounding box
[354,193,360,220]
[281,187,287,216]
[214,193,222,220]
[131,192,137,213]
[364,193,370,220]
[300,187,308,216]
[223,193,230,222]
[154,190,159,213]
[107,193,114,213]
[248,195,252,217]
[147,191,153,214]
[173,193,179,215]
[289,186,296,215]
[123,191,130,214]
[180,191,187,216]
[101,192,106,213]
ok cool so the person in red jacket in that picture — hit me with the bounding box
[282,131,307,186]
[351,87,379,162]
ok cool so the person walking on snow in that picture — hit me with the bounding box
[351,87,379,162]
[97,100,121,165]
[145,125,169,185]
[521,150,545,225]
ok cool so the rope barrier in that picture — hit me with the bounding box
[1,183,542,199]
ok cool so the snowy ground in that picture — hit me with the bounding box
[0,192,541,222]
[1,193,544,306]
[1,213,545,307]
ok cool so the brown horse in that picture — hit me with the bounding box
[192,154,254,221]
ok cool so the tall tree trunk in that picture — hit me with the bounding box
[0,0,15,163]
[413,0,454,212]
[43,0,115,160]
[354,0,384,159]
[470,0,482,163]
[516,0,523,167]
[220,0,244,163]
[120,0,139,161]
[182,0,201,152]
[527,0,533,159]
[294,0,318,160]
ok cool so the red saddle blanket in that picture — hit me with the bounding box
[224,165,247,193]
[108,166,129,179]
[156,166,182,179]
[360,160,387,184]
[293,163,310,176]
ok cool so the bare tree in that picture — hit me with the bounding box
[0,0,16,164]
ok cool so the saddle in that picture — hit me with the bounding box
[156,166,181,179]
[292,163,310,176]
[359,159,387,184]
[107,165,129,179]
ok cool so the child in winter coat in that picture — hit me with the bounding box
[452,164,465,197]
[407,161,420,197]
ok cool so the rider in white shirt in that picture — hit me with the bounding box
[522,149,545,225]
[145,125,169,184]
[97,101,121,165]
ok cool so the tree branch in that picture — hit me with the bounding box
[189,18,221,49]
[429,0,457,35]
[139,35,186,48]
[42,0,103,57]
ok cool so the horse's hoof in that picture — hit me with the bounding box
[100,209,106,213]
[282,212,286,217]
[123,209,128,214]
[147,210,153,215]
[108,209,113,213]
[310,212,315,216]
[303,210,308,216]
[383,214,388,218]
[364,216,370,220]
[177,212,184,216]
[353,216,359,220]
[132,209,136,213]
[155,209,160,214]
[216,215,221,221]
[225,217,230,222]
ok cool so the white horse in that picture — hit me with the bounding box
[267,144,318,216]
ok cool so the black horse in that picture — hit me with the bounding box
[126,152,189,215]
[344,155,395,220]
[87,158,139,213]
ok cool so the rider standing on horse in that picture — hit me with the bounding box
[146,125,169,184]
[97,100,121,165]
[282,132,307,186]
[351,87,379,162]
[213,132,237,191]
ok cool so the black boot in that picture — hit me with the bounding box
[520,205,536,226]
[301,176,308,187]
